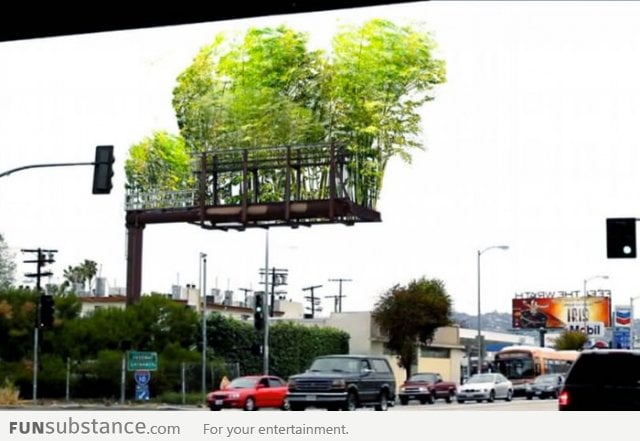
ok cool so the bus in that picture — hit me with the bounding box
[493,345,579,396]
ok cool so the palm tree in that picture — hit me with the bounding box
[80,260,98,294]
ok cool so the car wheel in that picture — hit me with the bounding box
[552,391,558,399]
[457,399,465,404]
[243,397,257,411]
[374,391,389,411]
[342,391,358,411]
[526,394,533,400]
[209,405,221,411]
[289,403,305,411]
[280,398,290,411]
[487,390,495,403]
[445,390,454,403]
[505,389,513,402]
[426,394,434,404]
[399,397,409,406]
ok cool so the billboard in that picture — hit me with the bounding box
[512,296,611,329]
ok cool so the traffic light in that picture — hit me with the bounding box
[254,293,265,330]
[92,145,115,194]
[39,295,55,328]
[606,218,636,258]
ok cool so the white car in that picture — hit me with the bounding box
[456,373,513,403]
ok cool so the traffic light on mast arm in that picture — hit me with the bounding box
[254,293,265,330]
[92,145,115,194]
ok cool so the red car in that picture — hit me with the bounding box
[206,375,289,411]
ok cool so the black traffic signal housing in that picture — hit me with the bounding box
[254,293,265,330]
[606,218,637,258]
[92,145,115,194]
[39,295,55,328]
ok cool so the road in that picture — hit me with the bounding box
[2,396,557,412]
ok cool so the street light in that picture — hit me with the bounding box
[582,275,608,332]
[199,252,207,403]
[477,245,509,374]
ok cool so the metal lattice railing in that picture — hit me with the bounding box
[125,143,378,212]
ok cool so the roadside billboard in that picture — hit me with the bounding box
[512,296,611,329]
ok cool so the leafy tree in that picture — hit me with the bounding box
[372,277,452,378]
[0,234,16,289]
[124,131,192,193]
[554,330,588,351]
[329,19,446,206]
[124,20,446,207]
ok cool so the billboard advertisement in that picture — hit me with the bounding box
[512,296,611,329]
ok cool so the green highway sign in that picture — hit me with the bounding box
[127,351,158,371]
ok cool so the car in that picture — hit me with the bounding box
[525,373,564,400]
[456,373,513,403]
[206,375,289,411]
[398,372,457,405]
[559,349,640,411]
[286,354,396,411]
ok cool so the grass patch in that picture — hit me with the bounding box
[156,391,204,405]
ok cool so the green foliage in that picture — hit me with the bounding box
[123,20,447,207]
[330,19,446,207]
[269,321,349,378]
[0,234,16,289]
[125,131,192,193]
[0,287,349,399]
[373,277,452,378]
[173,27,325,152]
[554,330,588,351]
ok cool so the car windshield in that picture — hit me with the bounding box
[467,374,495,384]
[227,377,257,389]
[409,373,438,382]
[309,357,360,373]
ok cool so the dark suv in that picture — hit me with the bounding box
[286,354,396,411]
[559,349,640,411]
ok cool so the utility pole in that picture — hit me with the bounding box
[238,287,252,307]
[22,248,58,403]
[303,285,323,318]
[328,278,352,313]
[259,267,288,317]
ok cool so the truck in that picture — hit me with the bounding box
[286,354,397,411]
[398,372,457,405]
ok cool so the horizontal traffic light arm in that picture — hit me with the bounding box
[0,161,95,178]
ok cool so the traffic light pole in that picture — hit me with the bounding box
[0,161,94,178]
[0,145,115,195]
[263,230,270,375]
[22,248,57,402]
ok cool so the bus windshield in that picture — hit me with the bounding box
[494,355,534,380]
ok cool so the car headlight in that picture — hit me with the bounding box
[229,393,240,399]
[332,379,346,388]
[288,380,296,389]
[400,386,406,392]
[418,386,428,392]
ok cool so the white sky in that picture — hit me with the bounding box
[1,2,639,316]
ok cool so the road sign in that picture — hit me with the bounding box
[134,370,151,386]
[127,351,158,371]
[614,327,631,349]
[135,384,150,401]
